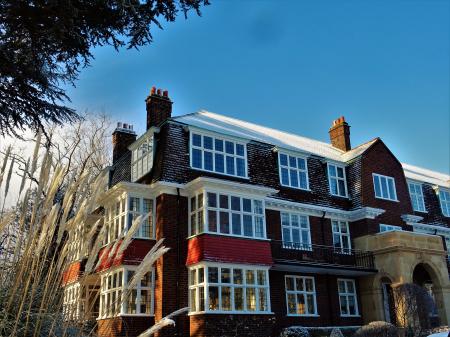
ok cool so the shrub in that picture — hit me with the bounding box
[280,326,310,337]
[353,321,398,337]
[330,328,344,337]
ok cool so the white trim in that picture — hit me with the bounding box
[280,211,312,251]
[337,278,359,317]
[438,188,450,217]
[188,125,251,145]
[285,275,318,316]
[278,152,310,191]
[407,180,427,213]
[379,224,402,233]
[401,214,424,225]
[128,127,159,151]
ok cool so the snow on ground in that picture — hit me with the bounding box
[428,332,450,337]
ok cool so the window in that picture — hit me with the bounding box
[439,189,450,217]
[285,275,317,316]
[99,268,154,318]
[408,181,426,212]
[131,135,153,181]
[189,264,270,313]
[281,212,311,250]
[63,283,81,320]
[190,132,247,178]
[104,195,155,245]
[379,224,402,233]
[328,163,348,197]
[338,279,359,316]
[189,191,266,239]
[279,153,309,190]
[373,174,398,201]
[332,220,351,254]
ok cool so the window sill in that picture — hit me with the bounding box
[340,314,361,318]
[97,314,154,320]
[187,232,270,241]
[329,193,349,199]
[375,196,399,202]
[286,314,320,317]
[188,311,274,316]
[280,185,311,192]
[190,167,249,180]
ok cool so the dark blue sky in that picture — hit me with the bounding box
[66,0,450,174]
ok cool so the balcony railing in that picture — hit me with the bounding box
[271,240,376,271]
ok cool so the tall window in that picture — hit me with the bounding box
[332,220,351,254]
[338,279,359,316]
[63,283,81,320]
[328,163,348,197]
[189,191,266,239]
[379,224,402,233]
[131,135,153,182]
[408,181,426,212]
[279,153,309,190]
[99,268,154,318]
[190,132,247,178]
[104,195,155,245]
[285,275,317,316]
[439,189,450,217]
[373,174,398,201]
[281,212,311,250]
[189,264,270,313]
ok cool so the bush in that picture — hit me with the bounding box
[353,321,398,337]
[330,328,344,337]
[280,326,310,337]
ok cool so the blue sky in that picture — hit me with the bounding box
[66,0,450,174]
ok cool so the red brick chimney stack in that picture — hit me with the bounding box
[329,116,351,152]
[146,86,172,129]
[112,122,137,164]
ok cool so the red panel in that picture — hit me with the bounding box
[96,240,155,272]
[62,261,82,286]
[186,235,273,266]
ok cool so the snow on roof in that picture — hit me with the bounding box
[173,110,377,162]
[402,163,450,188]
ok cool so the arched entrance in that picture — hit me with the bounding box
[380,277,395,324]
[412,263,440,325]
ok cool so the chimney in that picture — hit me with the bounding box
[112,122,137,163]
[146,86,173,129]
[329,116,351,152]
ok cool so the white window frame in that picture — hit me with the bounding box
[327,163,348,197]
[280,212,312,251]
[408,181,426,213]
[439,188,450,217]
[104,194,156,245]
[189,189,266,240]
[190,131,248,179]
[337,279,359,317]
[373,173,398,201]
[332,220,352,254]
[188,262,271,314]
[99,267,155,319]
[131,134,154,182]
[285,275,318,316]
[278,152,309,190]
[379,224,402,232]
[63,283,81,320]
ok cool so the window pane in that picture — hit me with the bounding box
[208,210,217,232]
[340,295,348,314]
[246,288,256,311]
[259,288,267,311]
[290,169,299,187]
[305,278,314,292]
[215,153,224,173]
[329,165,337,177]
[232,213,242,235]
[306,294,315,314]
[208,287,219,310]
[231,196,240,211]
[226,156,235,175]
[289,156,297,168]
[234,288,244,311]
[337,167,344,178]
[199,286,205,311]
[207,193,217,208]
[280,154,288,166]
[296,278,304,291]
[330,178,338,195]
[286,277,294,291]
[338,180,346,196]
[225,141,234,154]
[220,212,230,234]
[198,268,204,283]
[236,144,245,156]
[299,171,308,189]
[204,151,213,171]
[190,288,197,312]
[298,158,306,170]
[233,269,243,284]
[219,195,229,209]
[281,168,289,185]
[243,199,252,212]
[141,290,151,314]
[246,270,255,284]
[253,200,263,214]
[297,294,305,314]
[221,287,231,311]
[215,139,224,152]
[387,178,396,199]
[243,215,253,236]
[257,271,266,285]
[283,228,292,243]
[192,149,202,168]
[208,267,218,283]
[204,136,213,149]
[236,158,246,177]
[287,294,296,314]
[141,272,151,287]
[221,268,231,283]
[255,217,264,238]
[192,134,202,147]
[380,176,388,198]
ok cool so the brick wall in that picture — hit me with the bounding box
[190,314,276,337]
[417,183,450,227]
[98,316,155,337]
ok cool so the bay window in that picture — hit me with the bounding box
[373,174,398,201]
[328,163,348,197]
[285,275,317,316]
[332,220,351,254]
[338,279,359,316]
[189,264,270,313]
[104,195,155,245]
[189,191,266,239]
[99,267,154,318]
[190,132,247,178]
[281,212,311,250]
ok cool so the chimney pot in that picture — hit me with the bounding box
[151,86,156,95]
[112,121,137,163]
[146,85,173,129]
[329,116,351,152]
[163,90,168,97]
[117,122,122,128]
[157,89,161,96]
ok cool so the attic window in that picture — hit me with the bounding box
[131,135,154,182]
[439,189,450,217]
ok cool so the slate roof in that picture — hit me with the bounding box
[403,163,450,188]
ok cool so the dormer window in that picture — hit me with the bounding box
[327,163,348,197]
[439,189,450,217]
[190,132,247,178]
[131,134,154,182]
[373,174,398,201]
[279,153,309,190]
[408,181,426,212]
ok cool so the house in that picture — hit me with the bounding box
[62,87,450,337]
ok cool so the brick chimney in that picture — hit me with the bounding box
[146,86,172,129]
[112,122,137,163]
[329,116,351,152]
